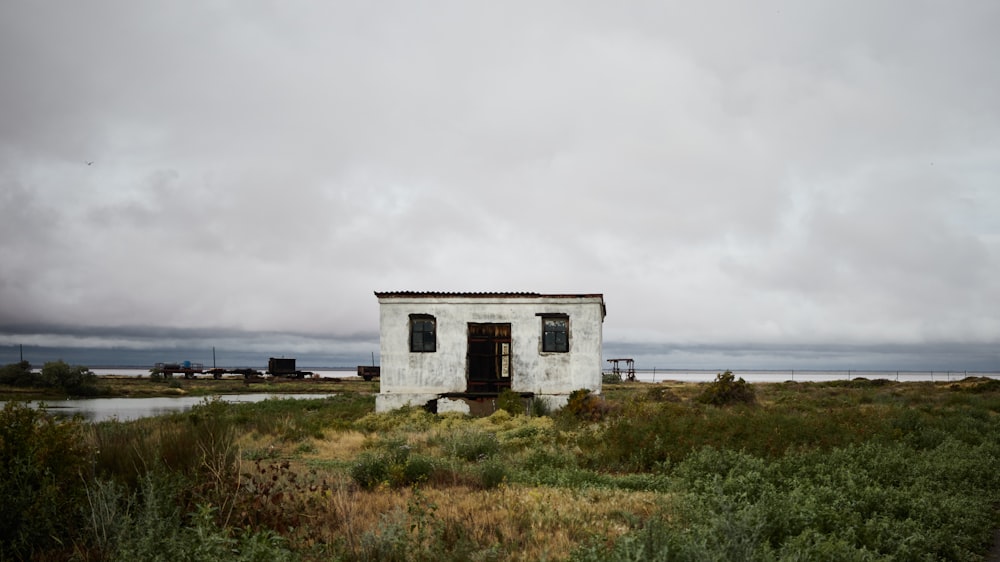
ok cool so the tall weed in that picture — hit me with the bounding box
[0,401,93,559]
[113,472,296,561]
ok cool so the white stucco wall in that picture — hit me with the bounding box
[375,294,604,412]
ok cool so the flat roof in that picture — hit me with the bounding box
[375,291,603,299]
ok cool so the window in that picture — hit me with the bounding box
[541,315,569,352]
[409,314,436,352]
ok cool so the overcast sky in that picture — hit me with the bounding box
[1,1,998,370]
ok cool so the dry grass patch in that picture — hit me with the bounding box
[227,451,671,562]
[303,430,369,461]
[275,480,669,561]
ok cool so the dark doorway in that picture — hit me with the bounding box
[467,323,512,393]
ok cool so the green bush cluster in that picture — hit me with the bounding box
[696,370,757,406]
[0,361,33,386]
[496,387,525,415]
[0,360,103,395]
[440,428,500,461]
[602,372,623,384]
[350,430,514,491]
[350,438,436,490]
[574,438,1000,561]
[0,401,93,559]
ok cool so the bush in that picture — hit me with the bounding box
[497,388,525,416]
[350,452,391,490]
[0,401,94,558]
[478,459,508,489]
[113,473,296,561]
[350,438,436,490]
[697,371,756,406]
[0,360,103,395]
[575,438,1000,561]
[530,396,552,417]
[562,389,614,421]
[444,428,500,461]
[0,361,33,386]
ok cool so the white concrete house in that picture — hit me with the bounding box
[375,292,606,414]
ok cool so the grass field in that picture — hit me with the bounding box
[3,375,999,560]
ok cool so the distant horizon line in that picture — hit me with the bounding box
[44,364,1000,375]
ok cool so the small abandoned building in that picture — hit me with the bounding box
[375,291,606,414]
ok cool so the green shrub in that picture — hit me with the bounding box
[113,473,296,561]
[402,454,436,485]
[575,437,1000,561]
[0,360,103,395]
[522,446,578,472]
[530,396,552,417]
[497,388,524,416]
[478,459,508,489]
[0,401,93,558]
[350,438,436,490]
[442,428,500,461]
[0,361,33,386]
[696,371,756,406]
[350,452,390,490]
[40,360,102,395]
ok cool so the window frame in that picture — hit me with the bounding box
[409,314,437,353]
[539,313,569,353]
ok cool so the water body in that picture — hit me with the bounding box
[89,368,358,378]
[632,369,998,384]
[7,394,335,423]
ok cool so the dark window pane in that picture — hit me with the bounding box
[410,316,436,352]
[542,316,569,352]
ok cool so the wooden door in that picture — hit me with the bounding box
[467,323,511,393]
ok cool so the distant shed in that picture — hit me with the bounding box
[375,292,606,413]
